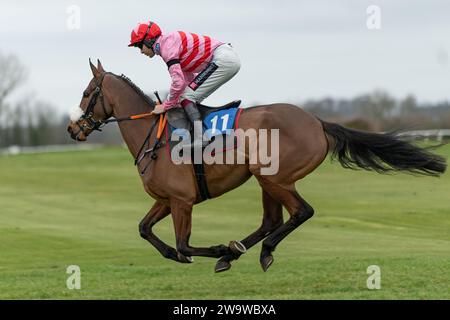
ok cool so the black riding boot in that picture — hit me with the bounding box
[183,100,208,148]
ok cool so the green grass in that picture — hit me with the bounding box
[0,144,449,299]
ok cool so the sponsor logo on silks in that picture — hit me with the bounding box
[188,62,218,91]
[189,81,199,90]
[203,107,239,139]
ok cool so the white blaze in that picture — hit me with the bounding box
[70,105,84,122]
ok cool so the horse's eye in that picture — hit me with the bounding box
[83,91,89,98]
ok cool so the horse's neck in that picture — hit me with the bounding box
[107,76,156,160]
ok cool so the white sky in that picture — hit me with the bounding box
[1,0,449,114]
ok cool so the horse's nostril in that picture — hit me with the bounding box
[67,126,77,140]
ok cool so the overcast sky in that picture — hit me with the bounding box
[1,0,449,113]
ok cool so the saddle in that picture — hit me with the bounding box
[166,100,242,131]
[197,100,242,118]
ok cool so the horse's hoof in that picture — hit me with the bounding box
[260,255,274,272]
[229,240,247,255]
[163,247,180,262]
[215,258,232,273]
[177,252,194,263]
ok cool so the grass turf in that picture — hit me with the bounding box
[0,144,449,299]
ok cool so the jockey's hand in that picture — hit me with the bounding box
[152,103,166,115]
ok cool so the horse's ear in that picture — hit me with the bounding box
[89,58,99,77]
[97,59,105,73]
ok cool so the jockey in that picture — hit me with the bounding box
[128,21,241,148]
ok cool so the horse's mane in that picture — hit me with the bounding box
[113,73,156,107]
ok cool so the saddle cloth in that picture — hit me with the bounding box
[165,101,243,160]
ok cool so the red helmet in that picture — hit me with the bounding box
[128,21,162,47]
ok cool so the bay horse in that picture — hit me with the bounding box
[67,60,447,272]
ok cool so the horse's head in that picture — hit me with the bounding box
[67,59,113,141]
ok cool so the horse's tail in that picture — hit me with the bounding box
[319,119,447,177]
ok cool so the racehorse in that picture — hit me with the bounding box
[67,60,447,272]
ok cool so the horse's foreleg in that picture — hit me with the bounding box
[139,201,180,262]
[215,189,284,272]
[170,198,232,260]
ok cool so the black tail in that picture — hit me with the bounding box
[319,120,447,177]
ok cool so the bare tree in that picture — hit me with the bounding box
[399,95,418,116]
[0,52,27,141]
[356,90,396,120]
[0,52,27,107]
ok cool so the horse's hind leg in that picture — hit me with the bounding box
[139,201,182,263]
[215,189,284,272]
[256,177,314,272]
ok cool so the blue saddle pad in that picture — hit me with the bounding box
[165,107,241,160]
[203,107,239,139]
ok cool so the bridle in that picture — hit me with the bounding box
[74,72,112,137]
[73,72,164,175]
